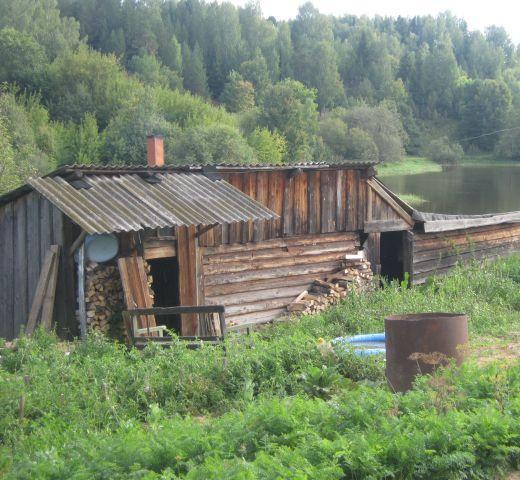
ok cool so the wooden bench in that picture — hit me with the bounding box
[123,305,226,349]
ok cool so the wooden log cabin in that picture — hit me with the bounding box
[0,136,518,340]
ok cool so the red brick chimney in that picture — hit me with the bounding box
[147,134,164,167]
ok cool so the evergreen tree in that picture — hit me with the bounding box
[182,43,210,98]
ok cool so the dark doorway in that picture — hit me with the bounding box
[380,231,404,281]
[148,257,181,333]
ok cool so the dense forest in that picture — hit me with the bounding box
[1,0,520,193]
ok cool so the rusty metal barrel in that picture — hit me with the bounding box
[385,313,468,392]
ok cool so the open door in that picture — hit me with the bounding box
[148,256,181,333]
[380,231,405,281]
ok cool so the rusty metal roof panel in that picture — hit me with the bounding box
[28,173,278,234]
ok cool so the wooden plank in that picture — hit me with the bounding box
[415,223,520,242]
[228,174,244,244]
[227,308,287,327]
[225,296,297,316]
[39,198,52,269]
[253,172,268,241]
[402,231,414,282]
[282,173,294,236]
[366,183,373,221]
[308,171,321,234]
[413,225,520,252]
[203,240,358,264]
[203,250,352,276]
[118,256,156,330]
[206,284,311,306]
[77,243,87,339]
[293,171,308,235]
[27,193,41,308]
[413,235,520,263]
[204,260,343,286]
[364,219,411,233]
[356,175,366,231]
[336,170,346,231]
[143,238,176,260]
[26,247,58,335]
[51,206,67,335]
[40,246,60,331]
[204,272,335,297]
[177,225,200,335]
[125,305,225,316]
[13,198,28,336]
[242,172,256,243]
[345,170,358,231]
[367,178,414,225]
[201,232,359,255]
[411,250,519,285]
[422,214,520,233]
[412,242,519,275]
[0,204,14,339]
[364,232,381,275]
[320,170,336,233]
[267,171,284,239]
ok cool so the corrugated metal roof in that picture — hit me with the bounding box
[29,173,278,234]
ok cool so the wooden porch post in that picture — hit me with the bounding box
[177,225,203,336]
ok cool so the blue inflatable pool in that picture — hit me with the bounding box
[332,333,386,356]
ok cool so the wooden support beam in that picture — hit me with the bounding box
[195,223,219,238]
[26,245,60,335]
[77,243,87,339]
[40,246,60,331]
[177,225,201,336]
[364,219,411,233]
[69,231,87,256]
[367,178,414,225]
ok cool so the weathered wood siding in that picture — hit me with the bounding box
[198,169,368,247]
[201,232,361,327]
[409,223,520,284]
[0,191,76,340]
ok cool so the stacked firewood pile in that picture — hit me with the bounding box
[85,262,125,334]
[288,253,373,315]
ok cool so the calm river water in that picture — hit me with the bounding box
[379,164,520,214]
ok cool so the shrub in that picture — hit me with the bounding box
[247,127,287,164]
[426,136,464,164]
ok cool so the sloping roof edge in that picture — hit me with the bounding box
[413,210,520,233]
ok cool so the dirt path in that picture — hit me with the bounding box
[468,332,520,366]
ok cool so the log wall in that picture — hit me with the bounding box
[197,169,368,247]
[201,232,361,328]
[0,191,77,340]
[409,223,520,284]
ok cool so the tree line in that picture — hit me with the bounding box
[1,0,519,193]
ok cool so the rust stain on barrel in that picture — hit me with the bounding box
[385,313,468,392]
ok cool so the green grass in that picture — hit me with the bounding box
[377,156,442,176]
[396,193,428,206]
[378,155,520,178]
[0,255,519,478]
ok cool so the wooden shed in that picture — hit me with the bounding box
[1,137,517,340]
[2,135,414,340]
[367,180,520,284]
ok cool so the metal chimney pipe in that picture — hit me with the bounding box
[147,135,164,167]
